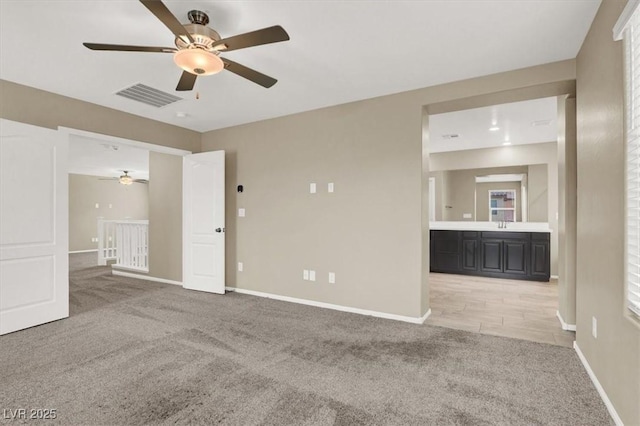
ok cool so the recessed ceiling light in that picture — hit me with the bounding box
[442,133,460,139]
[176,112,188,118]
[503,142,512,146]
[531,119,552,127]
[489,126,500,131]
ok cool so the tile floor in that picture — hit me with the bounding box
[425,273,575,347]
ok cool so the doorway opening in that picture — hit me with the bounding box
[422,92,576,347]
[63,127,190,315]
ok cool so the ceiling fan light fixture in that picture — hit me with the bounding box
[173,49,223,76]
[119,174,134,185]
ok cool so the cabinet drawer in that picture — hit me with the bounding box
[531,232,550,241]
[482,231,529,240]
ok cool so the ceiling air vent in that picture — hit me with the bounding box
[531,119,553,127]
[115,83,182,108]
[442,133,460,140]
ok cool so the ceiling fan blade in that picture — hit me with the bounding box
[222,58,277,88]
[212,26,289,52]
[134,179,149,184]
[139,0,194,44]
[176,71,197,91]
[83,43,176,53]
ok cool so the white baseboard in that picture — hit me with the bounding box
[112,270,182,286]
[112,264,149,274]
[224,286,430,324]
[573,342,623,426]
[69,249,98,254]
[556,310,577,331]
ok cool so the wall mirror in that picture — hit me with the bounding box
[429,164,548,223]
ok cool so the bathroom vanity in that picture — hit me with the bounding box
[429,222,551,282]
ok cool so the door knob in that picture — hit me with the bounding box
[215,227,225,233]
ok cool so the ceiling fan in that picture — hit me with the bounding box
[83,0,290,91]
[100,171,148,185]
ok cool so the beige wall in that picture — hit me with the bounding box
[0,80,200,153]
[431,143,558,275]
[202,62,574,318]
[69,174,148,252]
[148,152,183,282]
[557,96,578,326]
[576,0,640,424]
[527,164,549,222]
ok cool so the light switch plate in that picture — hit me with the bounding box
[328,183,334,193]
[238,262,243,272]
[303,270,309,280]
[328,272,335,284]
[309,270,316,281]
[238,208,245,217]
[592,316,597,338]
[310,183,316,194]
[95,203,99,209]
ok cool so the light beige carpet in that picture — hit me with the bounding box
[0,254,612,425]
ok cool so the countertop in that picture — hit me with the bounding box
[429,221,552,233]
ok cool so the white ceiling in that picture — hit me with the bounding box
[0,1,600,133]
[68,135,149,180]
[429,96,558,153]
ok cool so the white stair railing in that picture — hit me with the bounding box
[97,218,117,266]
[97,219,149,273]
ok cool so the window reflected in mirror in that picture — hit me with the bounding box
[489,190,516,222]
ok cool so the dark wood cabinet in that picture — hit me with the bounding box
[481,240,503,273]
[462,239,478,272]
[430,230,550,282]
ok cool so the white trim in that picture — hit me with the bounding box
[573,342,624,426]
[614,0,640,41]
[556,310,577,331]
[225,286,431,324]
[112,270,182,286]
[69,249,98,254]
[57,127,192,156]
[112,265,149,273]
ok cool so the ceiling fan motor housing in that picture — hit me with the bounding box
[174,11,221,52]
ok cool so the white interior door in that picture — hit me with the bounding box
[0,119,68,335]
[183,150,225,294]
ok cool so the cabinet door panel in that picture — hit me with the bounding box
[481,241,502,272]
[504,241,528,275]
[531,242,550,279]
[462,239,478,271]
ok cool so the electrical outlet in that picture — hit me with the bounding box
[238,262,243,272]
[463,213,472,219]
[328,272,335,284]
[238,208,245,217]
[303,270,309,280]
[310,183,316,194]
[309,270,316,281]
[592,316,597,338]
[328,182,334,193]
[95,203,99,209]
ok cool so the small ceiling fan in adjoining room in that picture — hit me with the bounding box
[83,0,290,91]
[100,171,148,185]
